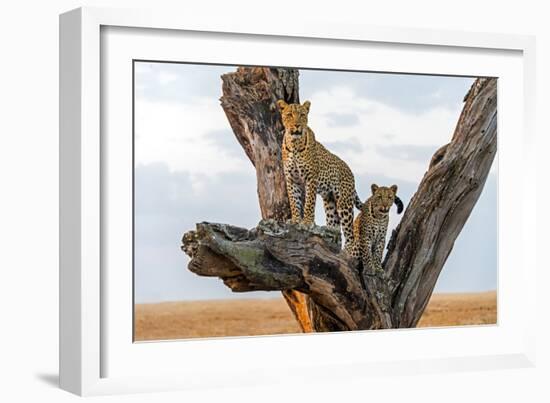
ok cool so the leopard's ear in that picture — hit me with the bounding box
[302,100,311,113]
[390,184,398,194]
[277,100,288,111]
[371,183,379,194]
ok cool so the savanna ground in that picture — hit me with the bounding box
[134,291,496,341]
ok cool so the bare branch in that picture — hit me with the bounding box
[182,220,390,331]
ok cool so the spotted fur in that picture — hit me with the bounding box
[277,99,363,249]
[350,184,404,274]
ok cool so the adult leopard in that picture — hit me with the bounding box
[277,99,362,250]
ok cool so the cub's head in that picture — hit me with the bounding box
[370,184,404,216]
[277,100,311,138]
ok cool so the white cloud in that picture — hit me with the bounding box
[135,96,250,186]
[157,71,178,85]
[305,85,462,184]
[135,83,466,192]
[134,63,151,75]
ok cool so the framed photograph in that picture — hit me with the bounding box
[59,7,536,396]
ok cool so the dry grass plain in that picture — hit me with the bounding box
[134,291,496,341]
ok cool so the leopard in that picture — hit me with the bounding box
[277,99,363,250]
[350,184,404,274]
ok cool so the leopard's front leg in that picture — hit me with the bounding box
[286,179,304,223]
[363,238,384,276]
[302,180,317,225]
[370,224,388,274]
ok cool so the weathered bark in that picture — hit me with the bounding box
[219,67,312,332]
[220,67,299,221]
[182,73,497,331]
[183,220,377,331]
[384,78,497,328]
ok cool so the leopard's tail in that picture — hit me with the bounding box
[353,191,364,210]
[394,196,404,214]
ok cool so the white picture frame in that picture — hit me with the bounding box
[59,6,537,396]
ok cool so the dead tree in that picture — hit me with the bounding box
[181,68,497,332]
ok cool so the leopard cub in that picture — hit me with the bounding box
[350,184,404,274]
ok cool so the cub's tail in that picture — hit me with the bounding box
[394,196,404,214]
[353,191,364,210]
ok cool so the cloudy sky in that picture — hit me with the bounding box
[134,62,497,304]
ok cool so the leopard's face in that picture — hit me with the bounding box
[277,100,311,141]
[370,184,398,217]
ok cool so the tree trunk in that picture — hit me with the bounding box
[182,71,497,332]
[219,67,312,332]
[384,78,497,328]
